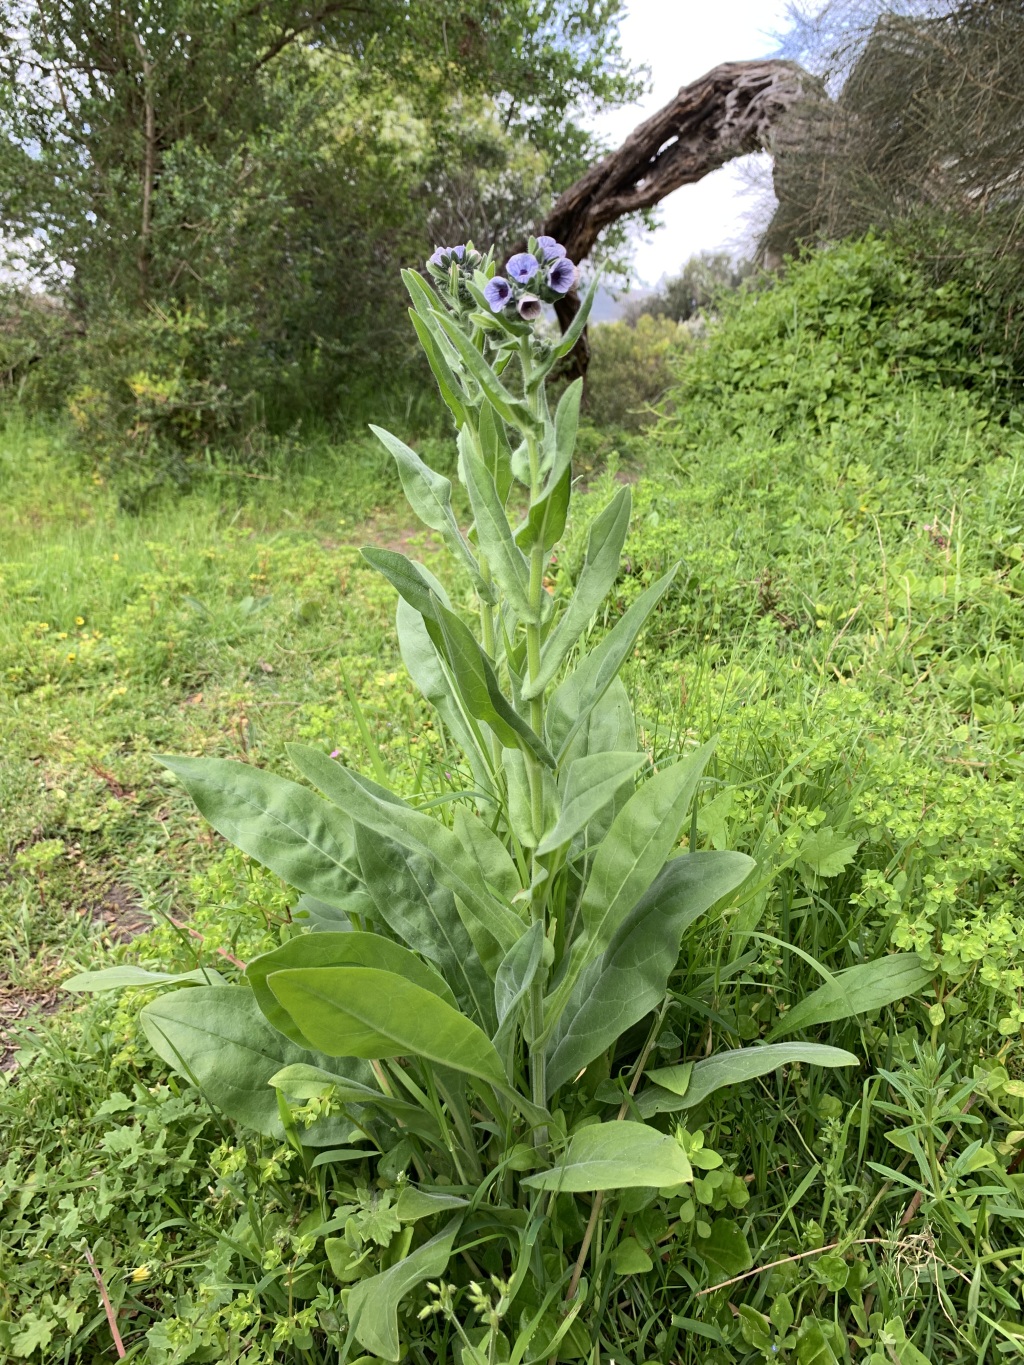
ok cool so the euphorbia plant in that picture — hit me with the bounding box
[70,237,858,1361]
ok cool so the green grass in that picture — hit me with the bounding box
[3,237,1024,1361]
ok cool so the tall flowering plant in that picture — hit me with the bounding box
[70,237,856,1360]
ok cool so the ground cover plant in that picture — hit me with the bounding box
[0,234,1023,1362]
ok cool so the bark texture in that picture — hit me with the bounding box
[540,59,817,369]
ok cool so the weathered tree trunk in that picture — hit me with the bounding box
[541,59,817,373]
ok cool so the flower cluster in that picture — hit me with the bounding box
[483,235,578,320]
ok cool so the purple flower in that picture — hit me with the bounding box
[547,257,578,295]
[506,252,540,284]
[536,235,567,262]
[428,244,467,267]
[517,294,543,321]
[483,276,512,311]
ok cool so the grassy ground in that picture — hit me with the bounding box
[3,258,1024,1359]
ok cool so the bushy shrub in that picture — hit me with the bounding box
[585,314,689,431]
[670,233,1021,441]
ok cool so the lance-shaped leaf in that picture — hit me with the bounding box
[369,424,489,598]
[452,806,522,906]
[515,465,571,555]
[767,954,933,1040]
[140,986,368,1145]
[247,932,458,1047]
[536,750,645,856]
[543,742,717,1031]
[544,377,583,484]
[63,965,228,992]
[408,311,471,425]
[459,426,534,619]
[525,486,632,700]
[478,400,514,502]
[493,920,545,1057]
[545,850,755,1095]
[286,745,525,966]
[158,756,359,902]
[431,308,538,431]
[266,966,509,1090]
[547,565,678,759]
[396,598,493,793]
[640,1043,859,1118]
[551,274,601,360]
[522,1120,692,1192]
[355,826,496,1031]
[363,548,554,769]
[580,741,716,957]
[347,1217,461,1362]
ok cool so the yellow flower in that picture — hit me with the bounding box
[66,652,76,663]
[75,616,85,625]
[131,1264,150,1284]
[112,553,120,562]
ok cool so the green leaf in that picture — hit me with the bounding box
[478,400,514,502]
[294,890,376,930]
[347,1217,461,1362]
[694,1218,753,1279]
[268,1063,439,1136]
[394,1187,469,1222]
[515,464,570,555]
[546,565,677,759]
[408,311,469,426]
[796,827,862,880]
[536,750,645,856]
[579,742,716,959]
[266,966,509,1090]
[795,1320,842,1365]
[610,1236,653,1275]
[396,598,492,792]
[369,425,486,595]
[452,806,522,906]
[246,932,457,1047]
[546,851,755,1094]
[62,965,228,992]
[640,1043,859,1116]
[361,549,554,768]
[768,954,933,1039]
[157,755,358,903]
[547,377,583,485]
[525,485,632,700]
[140,986,365,1145]
[355,826,496,1031]
[460,427,533,618]
[493,920,545,1058]
[552,274,601,360]
[431,309,537,430]
[522,1120,693,1192]
[287,746,525,967]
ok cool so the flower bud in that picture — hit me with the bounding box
[516,294,543,321]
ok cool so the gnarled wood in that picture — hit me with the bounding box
[541,59,818,371]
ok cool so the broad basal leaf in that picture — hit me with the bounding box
[247,931,457,1047]
[522,1120,693,1192]
[266,966,509,1090]
[158,756,359,904]
[768,953,933,1039]
[140,986,366,1145]
[356,826,496,1031]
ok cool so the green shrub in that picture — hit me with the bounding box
[585,314,688,431]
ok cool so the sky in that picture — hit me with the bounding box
[593,0,795,285]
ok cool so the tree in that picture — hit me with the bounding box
[0,0,639,449]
